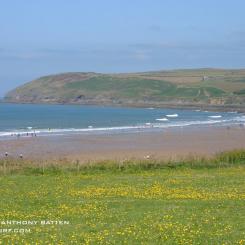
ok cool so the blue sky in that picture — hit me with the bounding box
[1,0,245,96]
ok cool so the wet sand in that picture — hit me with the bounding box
[1,125,245,162]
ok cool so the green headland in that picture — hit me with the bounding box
[5,68,245,111]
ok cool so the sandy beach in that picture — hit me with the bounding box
[1,125,245,162]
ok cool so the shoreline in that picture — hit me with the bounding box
[1,124,245,162]
[3,101,245,113]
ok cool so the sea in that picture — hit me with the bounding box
[0,103,245,139]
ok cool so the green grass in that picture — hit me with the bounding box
[65,76,226,100]
[230,77,245,83]
[0,150,245,244]
[234,89,245,95]
[65,76,176,98]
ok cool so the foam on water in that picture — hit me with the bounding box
[156,118,169,121]
[208,115,222,118]
[1,116,244,139]
[166,114,178,118]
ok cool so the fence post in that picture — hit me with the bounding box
[76,160,80,172]
[4,152,8,175]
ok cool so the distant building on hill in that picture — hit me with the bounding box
[202,76,209,81]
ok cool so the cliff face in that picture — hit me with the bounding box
[4,69,245,109]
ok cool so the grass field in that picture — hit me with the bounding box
[1,151,245,244]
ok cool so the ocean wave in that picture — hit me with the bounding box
[1,116,244,139]
[156,118,169,121]
[166,114,178,118]
[208,115,222,118]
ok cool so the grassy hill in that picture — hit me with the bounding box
[5,69,245,110]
